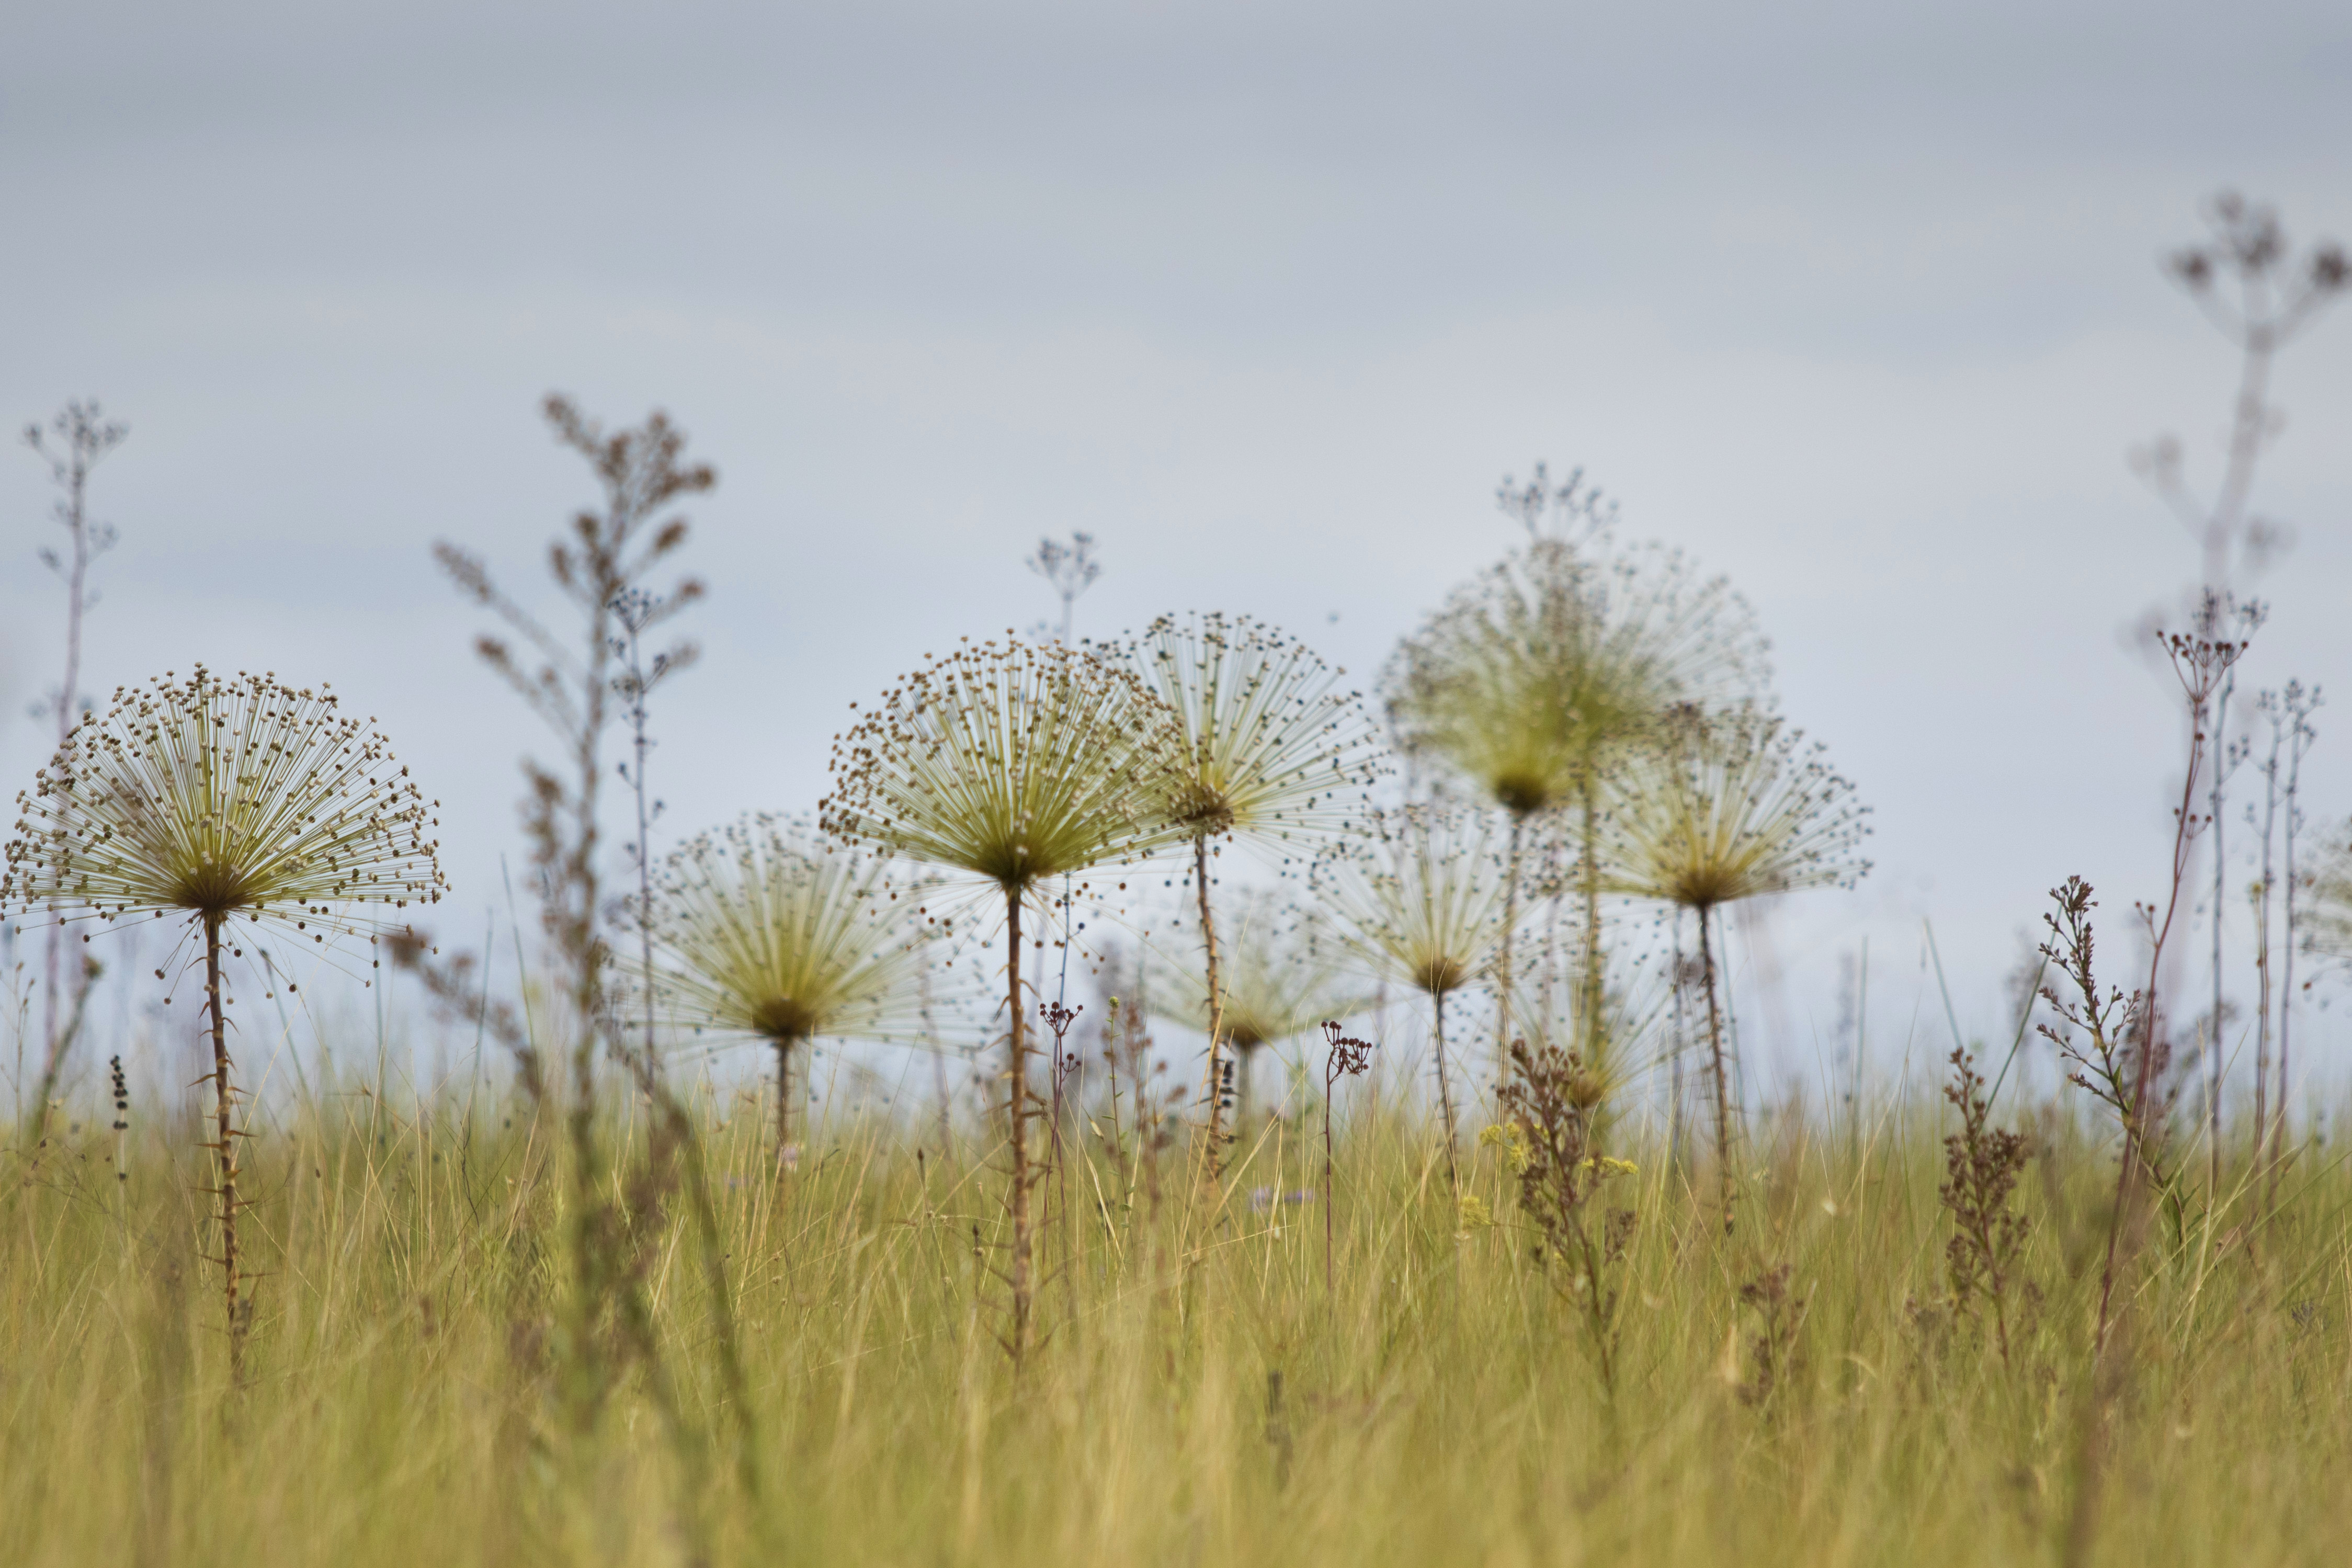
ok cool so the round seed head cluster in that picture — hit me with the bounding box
[1386,537,1767,816]
[1149,887,1368,1050]
[1126,612,1387,846]
[1313,802,1513,1000]
[1603,705,1870,912]
[821,635,1187,894]
[2,666,445,937]
[652,813,928,1047]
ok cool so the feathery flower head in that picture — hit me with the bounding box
[1125,612,1387,846]
[1386,537,1767,814]
[1313,802,1512,998]
[1149,887,1368,1050]
[820,634,1187,895]
[2,666,445,938]
[652,813,927,1047]
[1604,704,1870,912]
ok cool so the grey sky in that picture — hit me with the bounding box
[5,1,2350,1090]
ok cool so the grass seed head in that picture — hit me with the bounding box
[652,813,929,1048]
[1385,537,1767,816]
[1126,611,1387,846]
[819,636,1188,895]
[1313,802,1512,1000]
[1603,703,1870,913]
[2,666,446,939]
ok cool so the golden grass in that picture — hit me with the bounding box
[5,1070,2348,1567]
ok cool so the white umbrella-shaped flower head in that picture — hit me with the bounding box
[1312,801,1512,1169]
[652,813,928,1165]
[1603,702,1868,1228]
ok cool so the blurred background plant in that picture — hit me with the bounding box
[1313,801,1513,1194]
[651,812,931,1176]
[1127,611,1383,1188]
[1144,886,1368,1132]
[19,399,126,1142]
[1603,704,1870,1228]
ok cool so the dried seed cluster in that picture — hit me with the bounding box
[1312,802,1512,999]
[1147,887,1364,1052]
[652,812,928,1047]
[1126,611,1385,846]
[1,666,445,937]
[1385,537,1767,817]
[1603,705,1870,912]
[820,635,1186,892]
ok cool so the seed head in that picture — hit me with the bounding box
[2,666,445,940]
[652,814,929,1048]
[820,637,1187,895]
[1385,536,1767,816]
[1312,802,1512,1001]
[1604,704,1869,913]
[1125,612,1387,846]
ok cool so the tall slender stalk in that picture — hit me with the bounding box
[202,912,244,1376]
[1697,903,1734,1231]
[2096,607,2245,1361]
[772,1039,797,1183]
[1431,992,1460,1194]
[1577,773,1606,1064]
[1495,814,1523,1072]
[1005,894,1033,1360]
[23,402,126,1138]
[1191,834,1229,1190]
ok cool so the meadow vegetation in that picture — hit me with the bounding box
[6,197,2352,1566]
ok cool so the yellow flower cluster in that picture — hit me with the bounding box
[1479,1122,1533,1175]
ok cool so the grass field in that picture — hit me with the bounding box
[6,1054,2347,1568]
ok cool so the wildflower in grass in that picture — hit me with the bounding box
[1497,1032,1638,1392]
[821,634,1185,1362]
[1386,531,1765,1074]
[1313,802,1512,1192]
[1145,888,1368,1129]
[1938,1046,2032,1369]
[1126,612,1384,1179]
[1604,704,1867,1230]
[2,666,444,1371]
[652,813,928,1174]
[1318,1019,1372,1296]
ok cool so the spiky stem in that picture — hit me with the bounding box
[1698,902,1734,1233]
[204,912,245,1376]
[1005,891,1032,1366]
[1191,834,1228,1190]
[1496,813,1522,1073]
[1431,991,1460,1197]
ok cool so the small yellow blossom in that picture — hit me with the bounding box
[1479,1122,1533,1175]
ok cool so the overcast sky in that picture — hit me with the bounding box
[5,1,2349,1099]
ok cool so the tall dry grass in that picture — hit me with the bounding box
[5,1055,2347,1568]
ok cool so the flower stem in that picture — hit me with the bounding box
[205,911,245,1378]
